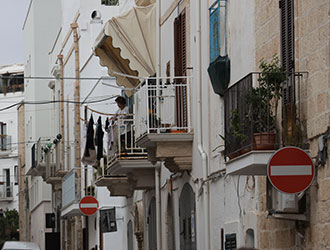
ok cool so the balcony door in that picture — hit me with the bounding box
[179,183,196,250]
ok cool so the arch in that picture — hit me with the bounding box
[148,197,157,250]
[127,220,133,250]
[179,183,196,250]
[245,228,255,248]
[166,195,175,250]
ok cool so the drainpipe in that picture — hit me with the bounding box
[71,22,83,250]
[156,0,162,249]
[195,0,210,250]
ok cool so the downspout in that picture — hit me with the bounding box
[195,0,210,250]
[71,22,83,250]
[156,0,162,249]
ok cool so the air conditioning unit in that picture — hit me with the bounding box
[271,187,298,213]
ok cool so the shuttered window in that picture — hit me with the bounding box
[280,0,295,104]
[174,10,187,77]
[174,10,188,129]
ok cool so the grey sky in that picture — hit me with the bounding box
[0,0,30,66]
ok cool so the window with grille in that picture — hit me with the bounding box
[280,0,295,104]
[101,0,119,6]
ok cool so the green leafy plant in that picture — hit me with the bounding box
[220,109,248,144]
[246,55,286,133]
[0,209,19,248]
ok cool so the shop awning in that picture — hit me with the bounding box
[94,4,156,91]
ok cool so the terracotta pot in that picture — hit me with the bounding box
[253,132,276,150]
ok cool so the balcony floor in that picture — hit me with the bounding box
[225,150,276,175]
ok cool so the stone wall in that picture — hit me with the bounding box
[296,0,330,248]
[255,0,330,248]
[18,103,29,241]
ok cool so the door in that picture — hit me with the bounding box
[148,197,157,250]
[127,220,133,250]
[45,232,60,250]
[179,184,196,250]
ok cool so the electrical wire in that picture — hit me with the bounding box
[0,75,116,81]
[0,95,117,112]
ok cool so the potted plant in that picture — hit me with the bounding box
[221,109,249,159]
[245,55,286,149]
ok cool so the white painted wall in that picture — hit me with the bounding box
[23,0,62,248]
[155,0,259,249]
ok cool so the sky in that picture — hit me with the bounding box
[0,0,30,66]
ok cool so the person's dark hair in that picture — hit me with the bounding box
[115,96,126,105]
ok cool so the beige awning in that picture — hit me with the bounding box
[94,4,156,91]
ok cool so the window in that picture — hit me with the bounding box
[280,0,295,104]
[209,0,227,62]
[100,208,117,233]
[174,10,188,128]
[14,165,18,185]
[101,0,119,6]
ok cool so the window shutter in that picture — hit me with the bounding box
[280,0,295,104]
[173,10,188,129]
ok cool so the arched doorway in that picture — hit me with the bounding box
[127,220,133,250]
[148,197,157,250]
[167,195,175,250]
[179,183,196,250]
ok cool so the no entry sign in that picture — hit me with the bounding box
[79,196,99,216]
[267,147,315,194]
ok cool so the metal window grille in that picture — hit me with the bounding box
[101,0,119,6]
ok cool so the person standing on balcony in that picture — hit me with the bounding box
[111,96,131,151]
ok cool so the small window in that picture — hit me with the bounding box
[14,165,18,185]
[101,0,119,6]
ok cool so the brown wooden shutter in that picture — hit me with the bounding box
[280,0,295,104]
[174,10,188,129]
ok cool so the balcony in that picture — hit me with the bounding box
[95,116,156,194]
[224,72,307,175]
[27,138,46,178]
[45,145,62,188]
[61,169,81,218]
[0,182,13,202]
[0,135,12,157]
[134,77,194,172]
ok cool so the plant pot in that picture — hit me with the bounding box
[253,132,276,150]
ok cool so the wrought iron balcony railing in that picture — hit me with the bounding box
[0,182,13,199]
[0,135,11,151]
[134,76,192,139]
[223,72,307,160]
[107,115,147,166]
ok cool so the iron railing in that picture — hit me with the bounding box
[224,72,307,159]
[135,76,192,139]
[0,182,13,199]
[107,115,147,166]
[0,135,11,151]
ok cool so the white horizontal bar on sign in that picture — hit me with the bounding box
[270,165,312,176]
[80,203,98,208]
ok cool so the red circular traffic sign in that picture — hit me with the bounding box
[267,146,315,194]
[79,196,99,216]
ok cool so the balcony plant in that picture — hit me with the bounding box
[221,109,249,159]
[245,55,286,149]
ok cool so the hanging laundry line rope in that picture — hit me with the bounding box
[85,106,134,117]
